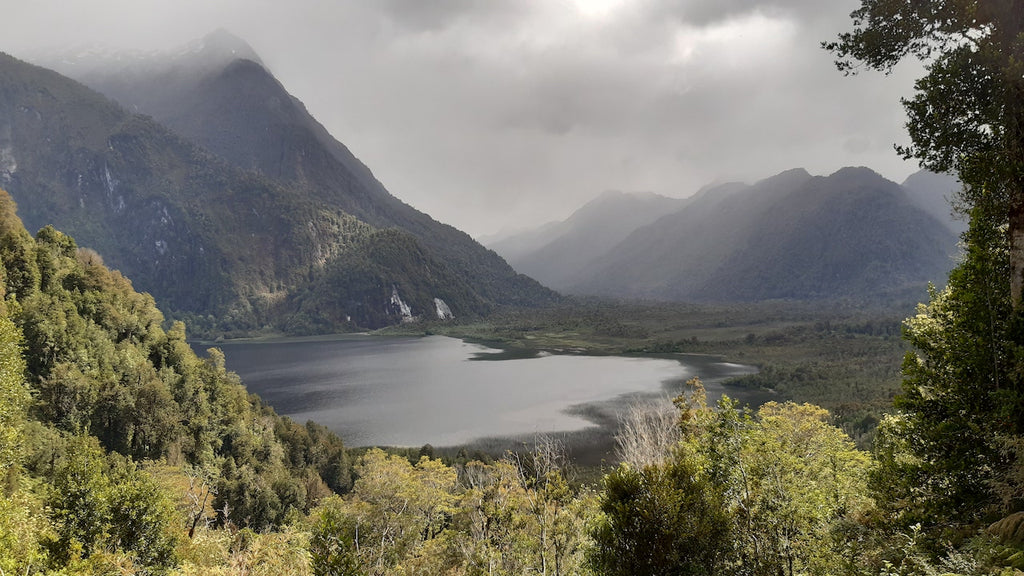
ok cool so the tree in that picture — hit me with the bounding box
[615,397,683,469]
[825,0,1024,304]
[45,435,180,568]
[589,454,732,576]
[601,385,873,576]
[0,313,28,484]
[872,207,1022,526]
[310,495,363,576]
[315,449,458,575]
[0,312,49,574]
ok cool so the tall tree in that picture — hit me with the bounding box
[825,0,1024,303]
[827,1,1024,529]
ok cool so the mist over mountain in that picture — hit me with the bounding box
[40,31,553,313]
[7,30,960,326]
[486,190,686,291]
[900,169,966,236]
[496,167,958,303]
[0,44,553,334]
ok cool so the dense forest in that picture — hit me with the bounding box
[5,0,1024,572]
[2,161,1024,573]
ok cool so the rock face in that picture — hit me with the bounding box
[0,46,554,333]
[434,298,454,320]
[989,512,1024,546]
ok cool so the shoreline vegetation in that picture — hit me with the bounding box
[194,297,908,468]
[386,298,909,447]
[0,191,1011,574]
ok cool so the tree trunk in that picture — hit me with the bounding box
[1004,1,1024,306]
[1012,196,1024,307]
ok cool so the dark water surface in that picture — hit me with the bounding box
[200,335,767,451]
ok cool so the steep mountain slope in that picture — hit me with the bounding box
[44,30,554,311]
[568,167,957,302]
[0,51,525,332]
[487,190,686,290]
[480,221,565,266]
[901,169,966,236]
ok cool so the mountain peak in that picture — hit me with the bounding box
[755,167,812,189]
[180,29,263,68]
[829,166,885,181]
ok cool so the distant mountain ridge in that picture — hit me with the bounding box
[900,170,965,236]
[487,190,687,290]
[491,167,958,303]
[1,40,553,334]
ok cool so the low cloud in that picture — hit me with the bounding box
[7,0,919,237]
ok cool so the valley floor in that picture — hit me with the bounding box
[389,297,911,449]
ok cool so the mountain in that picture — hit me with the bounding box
[528,167,956,302]
[901,169,966,236]
[0,49,551,334]
[479,221,565,265]
[37,31,554,318]
[486,190,687,290]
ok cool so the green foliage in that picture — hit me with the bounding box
[275,419,353,495]
[284,228,489,332]
[871,207,1024,530]
[0,312,28,482]
[825,0,1024,197]
[0,481,50,574]
[44,434,181,569]
[0,190,364,572]
[589,455,731,576]
[306,447,595,576]
[310,496,364,576]
[720,402,873,576]
[589,384,876,576]
[829,5,1024,548]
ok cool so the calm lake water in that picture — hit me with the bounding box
[200,335,765,450]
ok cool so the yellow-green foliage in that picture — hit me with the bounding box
[0,312,28,479]
[0,304,50,575]
[309,448,595,576]
[174,527,312,576]
[0,311,27,477]
[0,191,362,572]
[0,479,51,575]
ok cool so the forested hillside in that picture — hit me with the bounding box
[0,49,553,336]
[34,31,558,328]
[493,167,958,303]
[0,188,353,571]
[1,185,1022,574]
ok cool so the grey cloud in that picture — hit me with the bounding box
[650,0,845,26]
[376,0,529,31]
[4,0,920,238]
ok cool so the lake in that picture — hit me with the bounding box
[202,335,769,460]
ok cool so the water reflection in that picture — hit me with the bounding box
[203,335,765,449]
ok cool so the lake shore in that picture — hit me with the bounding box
[199,334,766,467]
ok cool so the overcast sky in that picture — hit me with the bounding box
[5,0,923,238]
